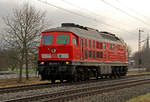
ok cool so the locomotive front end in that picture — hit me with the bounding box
[37,31,74,82]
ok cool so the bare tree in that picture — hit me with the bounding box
[126,45,132,57]
[3,4,46,81]
[133,39,150,71]
[0,48,8,71]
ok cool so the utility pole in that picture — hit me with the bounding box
[138,29,144,70]
[146,34,150,72]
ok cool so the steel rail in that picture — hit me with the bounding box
[3,78,150,102]
[0,74,149,94]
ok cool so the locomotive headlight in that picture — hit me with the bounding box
[65,61,69,64]
[40,62,44,65]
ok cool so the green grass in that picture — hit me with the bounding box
[127,93,150,102]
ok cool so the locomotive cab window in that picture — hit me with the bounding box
[112,45,114,50]
[80,39,83,46]
[109,44,112,50]
[56,34,69,44]
[103,43,106,49]
[118,45,120,51]
[72,37,77,45]
[85,39,87,47]
[42,35,53,45]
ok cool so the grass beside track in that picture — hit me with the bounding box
[127,93,150,102]
[0,77,49,88]
[127,71,150,76]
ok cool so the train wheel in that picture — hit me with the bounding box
[116,67,120,78]
[80,73,84,81]
[80,69,87,81]
[86,72,90,81]
[114,74,117,78]
[109,75,112,79]
[100,76,103,79]
[51,79,55,84]
[84,69,89,81]
[41,73,46,80]
[60,79,63,83]
[74,74,78,82]
[112,72,117,79]
[105,75,108,79]
[112,68,117,79]
[117,72,121,78]
[73,71,79,82]
[96,72,99,80]
[67,78,73,83]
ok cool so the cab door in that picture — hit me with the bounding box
[80,39,84,60]
[72,36,80,60]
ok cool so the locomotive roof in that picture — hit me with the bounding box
[43,23,125,45]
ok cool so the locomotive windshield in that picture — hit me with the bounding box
[56,34,69,44]
[42,35,53,45]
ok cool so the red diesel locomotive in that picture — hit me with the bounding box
[37,23,128,83]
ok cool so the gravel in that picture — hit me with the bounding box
[72,83,150,102]
[0,75,150,101]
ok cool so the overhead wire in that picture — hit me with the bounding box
[100,0,150,28]
[62,0,126,26]
[37,0,133,33]
[37,0,98,22]
[62,0,138,33]
[115,0,150,23]
[62,0,150,33]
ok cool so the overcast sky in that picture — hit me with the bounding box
[0,0,150,53]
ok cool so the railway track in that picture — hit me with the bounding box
[0,74,149,95]
[3,76,150,102]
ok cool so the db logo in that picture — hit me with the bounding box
[51,48,56,53]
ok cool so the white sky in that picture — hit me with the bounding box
[0,0,150,53]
